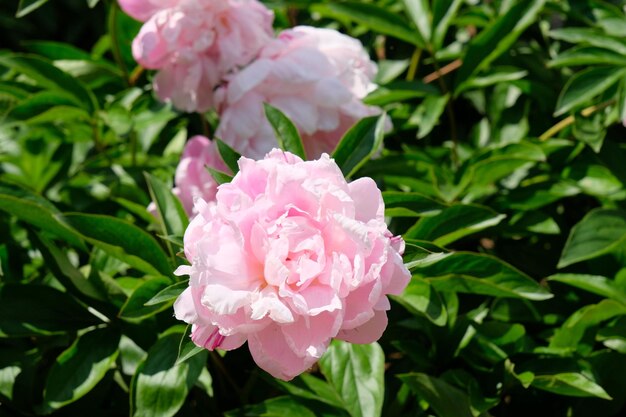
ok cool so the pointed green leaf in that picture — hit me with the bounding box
[548,274,626,305]
[455,0,546,90]
[0,54,97,112]
[64,213,173,277]
[144,172,188,238]
[413,252,552,300]
[16,0,49,17]
[264,103,306,159]
[319,340,384,417]
[392,278,448,326]
[119,276,173,319]
[132,331,207,417]
[555,67,626,116]
[332,113,386,178]
[558,209,626,268]
[401,0,431,47]
[145,281,187,307]
[215,138,241,174]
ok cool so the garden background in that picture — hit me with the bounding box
[1,0,626,416]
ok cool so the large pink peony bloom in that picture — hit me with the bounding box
[173,149,410,380]
[173,136,228,216]
[215,26,386,159]
[123,0,274,112]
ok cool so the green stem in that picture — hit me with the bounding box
[406,48,422,82]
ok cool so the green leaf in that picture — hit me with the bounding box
[145,281,188,306]
[550,28,626,56]
[0,284,100,337]
[549,46,626,68]
[0,185,85,250]
[406,204,506,246]
[548,274,626,305]
[215,138,241,174]
[132,331,207,417]
[31,233,106,302]
[42,328,120,412]
[456,67,528,94]
[364,81,438,106]
[224,396,317,417]
[311,2,422,47]
[413,252,552,300]
[208,167,234,185]
[532,372,612,400]
[555,67,626,116]
[319,340,384,417]
[144,172,188,239]
[401,0,430,47]
[558,209,626,268]
[332,113,386,178]
[16,0,49,17]
[64,213,173,277]
[0,54,97,112]
[383,191,446,217]
[119,277,173,319]
[263,103,306,159]
[431,0,463,50]
[176,325,204,366]
[550,299,626,351]
[272,374,345,409]
[392,278,448,326]
[408,94,450,139]
[455,0,546,90]
[399,373,474,417]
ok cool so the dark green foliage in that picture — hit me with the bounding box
[1,0,626,416]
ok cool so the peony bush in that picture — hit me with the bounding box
[2,0,626,416]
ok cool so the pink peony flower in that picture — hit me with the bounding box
[127,0,274,112]
[215,26,387,159]
[173,149,410,380]
[173,135,229,216]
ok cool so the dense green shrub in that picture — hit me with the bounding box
[1,0,626,416]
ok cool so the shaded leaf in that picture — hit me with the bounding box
[311,2,422,47]
[413,252,552,300]
[0,284,100,337]
[558,209,626,268]
[399,373,473,417]
[119,276,173,319]
[64,213,173,277]
[42,328,120,411]
[406,204,505,246]
[555,67,626,116]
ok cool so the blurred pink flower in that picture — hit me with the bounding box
[173,135,228,216]
[118,0,176,21]
[215,26,386,159]
[173,149,410,380]
[126,0,274,112]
